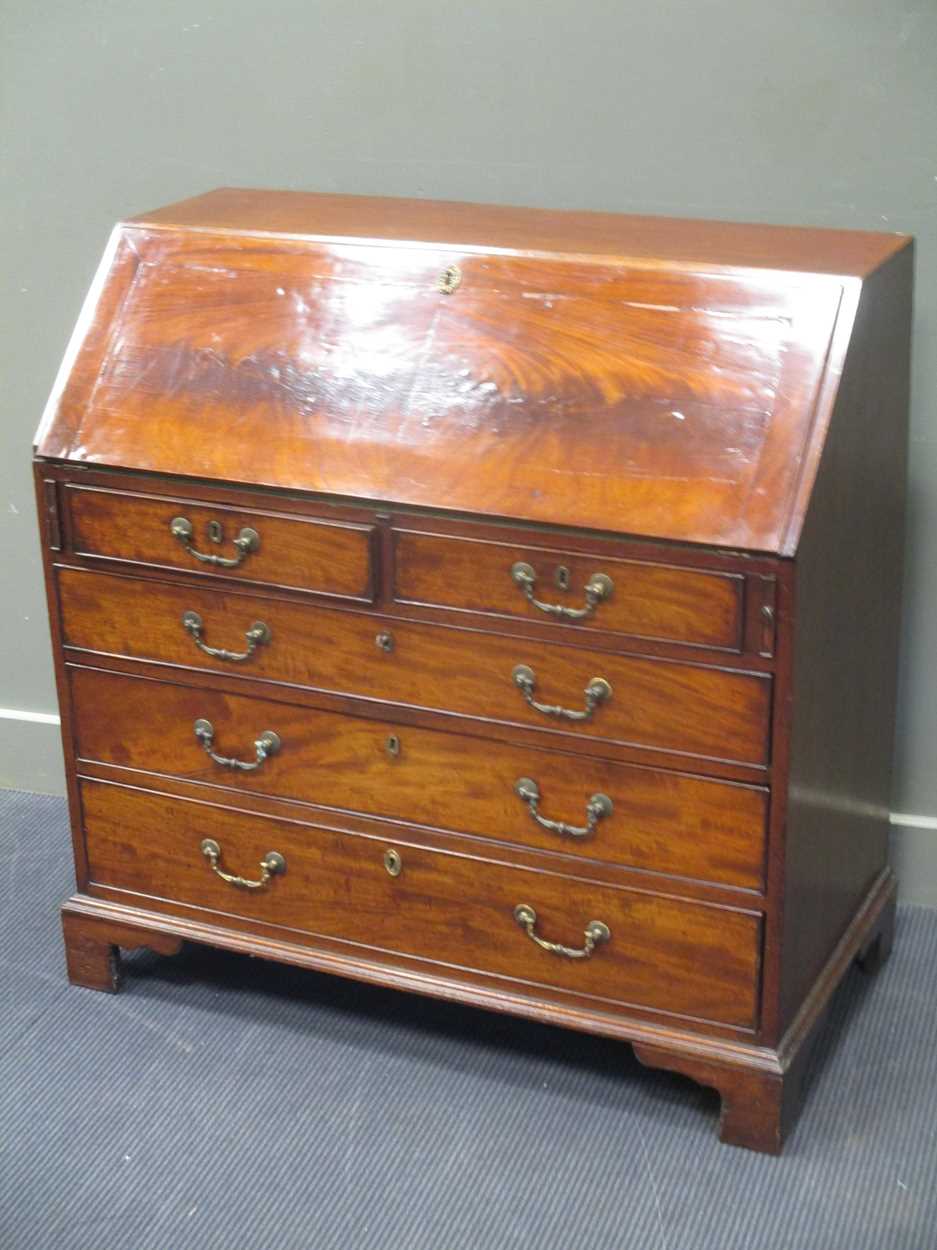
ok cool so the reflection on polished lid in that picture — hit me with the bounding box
[35,189,911,555]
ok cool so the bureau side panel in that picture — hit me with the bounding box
[31,462,88,885]
[780,245,912,1028]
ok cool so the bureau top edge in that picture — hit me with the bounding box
[128,188,911,278]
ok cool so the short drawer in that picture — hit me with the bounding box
[395,530,743,650]
[70,668,768,890]
[59,570,770,767]
[64,485,375,601]
[81,781,762,1029]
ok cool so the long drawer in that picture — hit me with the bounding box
[69,667,767,890]
[59,569,771,766]
[80,780,763,1029]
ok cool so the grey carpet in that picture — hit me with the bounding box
[1,788,935,1250]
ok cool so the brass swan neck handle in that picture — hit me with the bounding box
[514,777,613,838]
[511,664,612,722]
[513,904,611,959]
[511,562,613,620]
[170,516,260,568]
[200,838,285,889]
[181,610,271,663]
[193,718,281,772]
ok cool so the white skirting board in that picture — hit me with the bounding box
[888,815,937,907]
[2,708,935,906]
[0,708,66,797]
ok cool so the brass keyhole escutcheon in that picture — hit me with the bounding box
[437,264,461,295]
[555,565,571,591]
[384,848,402,877]
[207,519,224,545]
[386,734,401,758]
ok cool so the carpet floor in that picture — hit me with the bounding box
[1,788,935,1250]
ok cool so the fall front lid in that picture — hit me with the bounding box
[35,189,908,554]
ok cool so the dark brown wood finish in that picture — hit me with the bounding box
[34,191,912,1154]
[38,196,857,554]
[66,484,376,601]
[63,648,771,786]
[130,188,909,275]
[65,662,768,890]
[61,905,183,992]
[635,867,897,1152]
[79,780,762,1029]
[779,244,912,1028]
[59,572,771,766]
[393,529,744,650]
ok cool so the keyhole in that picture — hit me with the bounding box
[383,848,402,877]
[437,264,462,295]
[386,734,401,758]
[555,565,571,591]
[207,520,224,545]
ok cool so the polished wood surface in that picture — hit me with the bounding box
[779,245,912,1026]
[394,530,743,649]
[636,869,898,1153]
[61,905,182,993]
[79,780,762,1029]
[65,484,375,601]
[34,195,892,554]
[65,661,766,889]
[65,616,771,767]
[132,188,908,277]
[59,862,897,1154]
[36,192,912,1154]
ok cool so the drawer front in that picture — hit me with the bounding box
[81,781,762,1028]
[59,571,770,766]
[70,668,767,890]
[395,530,743,650]
[65,485,375,600]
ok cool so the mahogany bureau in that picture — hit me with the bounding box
[33,190,912,1153]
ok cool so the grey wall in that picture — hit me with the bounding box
[3,1,936,897]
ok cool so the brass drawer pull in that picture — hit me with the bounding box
[181,610,271,662]
[200,837,286,889]
[511,664,612,722]
[170,516,260,567]
[193,718,281,771]
[514,777,613,839]
[511,562,613,620]
[513,904,610,959]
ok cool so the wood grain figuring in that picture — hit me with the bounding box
[65,660,766,889]
[62,603,771,767]
[79,780,762,1028]
[36,192,913,1153]
[58,862,896,1153]
[394,530,743,649]
[35,213,856,553]
[65,485,375,600]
